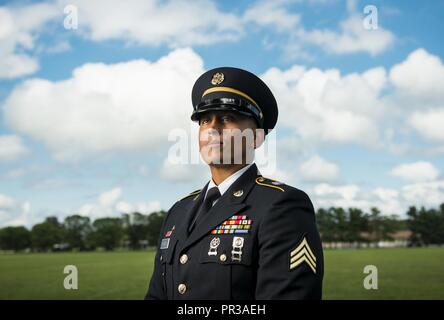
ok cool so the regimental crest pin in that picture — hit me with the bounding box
[233,189,243,197]
[289,237,317,274]
[211,72,224,85]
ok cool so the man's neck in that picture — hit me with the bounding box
[209,164,249,185]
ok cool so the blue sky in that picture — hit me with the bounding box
[1,0,443,227]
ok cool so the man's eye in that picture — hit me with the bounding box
[222,115,233,122]
[200,118,210,125]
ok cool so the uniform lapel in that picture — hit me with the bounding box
[175,182,209,242]
[180,164,259,252]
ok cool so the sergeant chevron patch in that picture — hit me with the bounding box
[289,237,316,274]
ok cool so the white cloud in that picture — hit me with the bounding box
[98,187,122,207]
[79,187,123,218]
[0,0,398,81]
[402,180,444,209]
[258,166,295,185]
[3,48,204,161]
[312,183,404,215]
[244,1,394,58]
[388,49,444,150]
[59,0,243,47]
[0,135,29,161]
[301,14,394,56]
[299,155,339,183]
[7,201,32,227]
[311,183,380,212]
[0,193,16,210]
[0,193,32,227]
[390,48,444,104]
[79,200,162,219]
[160,159,208,183]
[115,200,161,214]
[79,186,161,219]
[261,65,386,147]
[408,109,444,142]
[311,179,444,216]
[372,188,403,216]
[0,3,58,78]
[0,0,243,79]
[390,161,440,183]
[313,183,360,202]
[259,48,444,154]
[243,1,300,32]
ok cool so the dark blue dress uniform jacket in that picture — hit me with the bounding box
[145,164,323,300]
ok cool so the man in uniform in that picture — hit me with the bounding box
[145,67,323,300]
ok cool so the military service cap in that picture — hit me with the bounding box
[191,67,278,134]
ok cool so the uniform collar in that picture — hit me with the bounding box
[206,163,256,199]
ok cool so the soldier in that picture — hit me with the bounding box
[146,67,323,300]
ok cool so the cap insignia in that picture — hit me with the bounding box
[211,72,225,85]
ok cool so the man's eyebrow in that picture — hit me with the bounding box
[219,112,237,117]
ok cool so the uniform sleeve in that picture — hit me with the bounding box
[255,189,323,300]
[145,203,178,300]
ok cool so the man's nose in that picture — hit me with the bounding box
[207,116,222,132]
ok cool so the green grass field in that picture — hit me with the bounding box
[0,247,443,299]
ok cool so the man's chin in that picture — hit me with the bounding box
[202,155,234,166]
[201,150,248,165]
[205,159,232,166]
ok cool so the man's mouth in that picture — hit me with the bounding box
[206,140,223,147]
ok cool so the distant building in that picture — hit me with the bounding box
[378,230,412,248]
[53,243,70,251]
[322,230,413,249]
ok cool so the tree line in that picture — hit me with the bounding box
[315,204,444,246]
[0,212,166,252]
[0,203,444,252]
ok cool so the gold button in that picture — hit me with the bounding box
[178,283,187,294]
[180,254,188,264]
[219,254,227,262]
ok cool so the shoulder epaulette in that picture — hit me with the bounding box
[178,189,201,201]
[255,176,285,192]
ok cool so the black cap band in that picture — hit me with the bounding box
[191,97,264,128]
